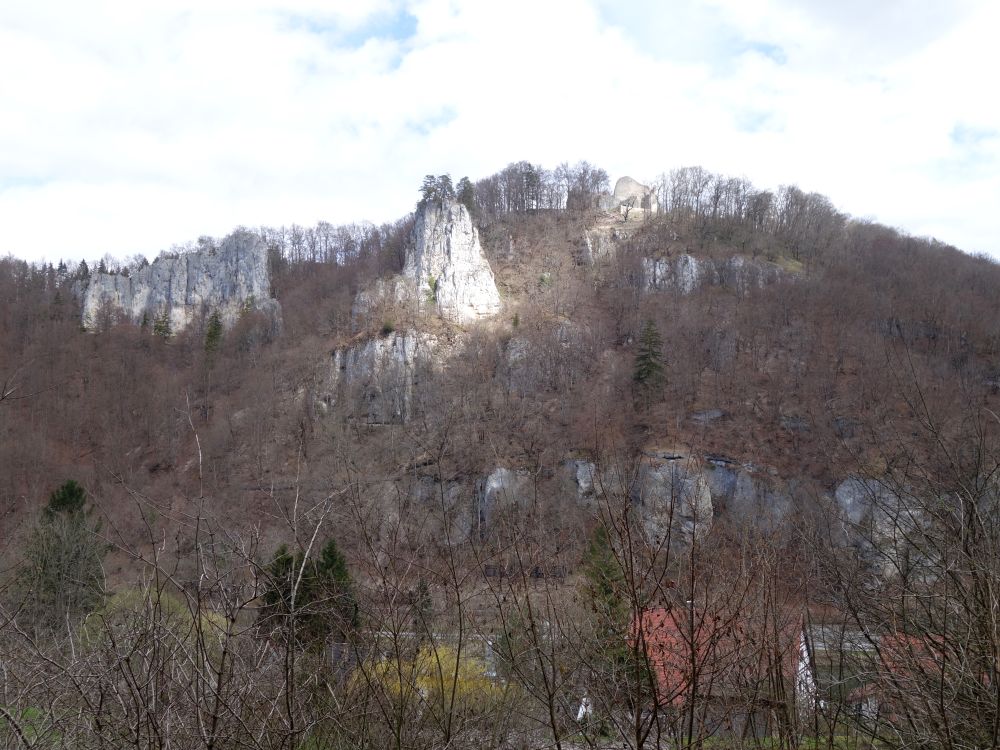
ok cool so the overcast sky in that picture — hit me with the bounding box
[2,0,998,263]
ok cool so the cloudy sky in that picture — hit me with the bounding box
[1,0,998,263]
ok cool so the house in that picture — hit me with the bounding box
[633,605,817,739]
[803,623,879,720]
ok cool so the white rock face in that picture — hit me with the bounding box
[580,227,632,264]
[642,254,779,295]
[351,277,409,328]
[78,231,278,332]
[404,200,501,324]
[327,331,437,424]
[566,459,597,504]
[476,467,532,532]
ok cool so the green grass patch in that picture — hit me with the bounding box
[772,254,805,273]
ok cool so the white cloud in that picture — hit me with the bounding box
[1,0,997,263]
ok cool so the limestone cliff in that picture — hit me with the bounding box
[325,331,438,425]
[78,230,279,332]
[404,200,501,324]
[350,200,501,328]
[332,200,499,424]
[642,254,780,295]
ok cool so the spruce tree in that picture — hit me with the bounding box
[44,479,87,516]
[633,319,664,387]
[436,173,454,200]
[153,309,172,339]
[419,174,438,205]
[260,536,358,644]
[204,310,223,354]
[20,480,105,626]
[456,176,475,212]
[582,525,628,644]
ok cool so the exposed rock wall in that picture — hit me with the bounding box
[642,254,780,295]
[78,231,278,332]
[564,451,794,534]
[326,331,438,424]
[632,453,714,542]
[475,468,532,533]
[404,200,501,324]
[350,200,501,328]
[832,477,926,577]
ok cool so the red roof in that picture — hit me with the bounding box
[633,606,805,707]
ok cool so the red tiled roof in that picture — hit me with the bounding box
[632,606,805,707]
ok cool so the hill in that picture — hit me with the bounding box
[2,161,1000,747]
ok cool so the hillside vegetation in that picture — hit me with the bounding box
[2,162,1000,748]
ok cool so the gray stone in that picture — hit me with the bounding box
[77,230,279,332]
[404,200,501,324]
[351,277,410,328]
[327,330,437,424]
[781,416,811,433]
[833,477,931,578]
[580,228,615,264]
[633,456,713,543]
[566,459,597,503]
[834,478,884,526]
[476,468,532,532]
[642,254,780,295]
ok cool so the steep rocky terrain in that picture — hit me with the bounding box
[2,163,999,576]
[4,163,1000,747]
[77,229,281,332]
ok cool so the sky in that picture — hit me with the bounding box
[1,0,998,263]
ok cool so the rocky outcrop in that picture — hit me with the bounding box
[78,230,279,332]
[703,457,792,530]
[502,322,589,395]
[642,254,779,295]
[350,200,501,328]
[326,331,437,424]
[475,468,532,533]
[832,477,927,576]
[404,200,502,324]
[563,450,794,533]
[632,453,713,542]
[579,226,633,264]
[566,459,597,504]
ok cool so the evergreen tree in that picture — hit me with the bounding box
[436,173,454,200]
[76,259,90,280]
[20,481,105,626]
[153,309,171,339]
[418,174,459,207]
[204,310,223,354]
[419,174,438,205]
[633,319,664,387]
[44,479,87,516]
[456,176,475,212]
[581,524,655,723]
[260,537,358,644]
[582,525,628,644]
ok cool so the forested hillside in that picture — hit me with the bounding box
[2,161,999,748]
